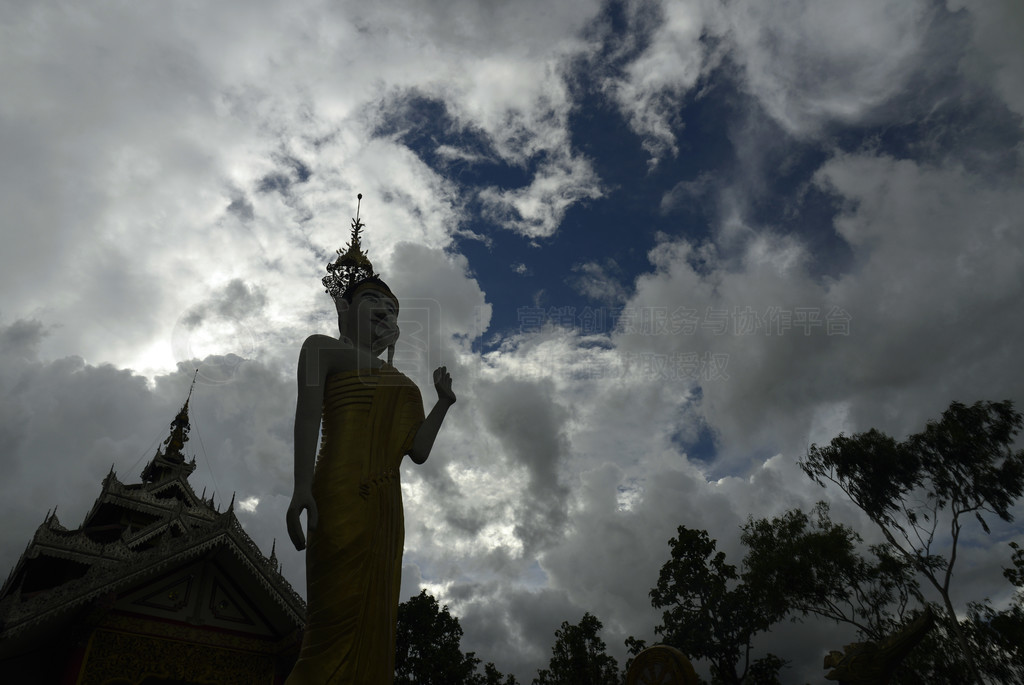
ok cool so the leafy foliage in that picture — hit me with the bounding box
[958,542,1024,684]
[741,502,920,641]
[395,589,517,685]
[533,613,621,685]
[648,527,784,685]
[480,661,521,685]
[800,400,1024,684]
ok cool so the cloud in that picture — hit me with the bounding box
[386,242,491,340]
[614,144,1024,484]
[0,0,607,371]
[238,495,260,513]
[599,0,968,155]
[181,279,268,327]
[479,153,604,239]
[660,172,717,214]
[352,0,607,239]
[811,152,1024,425]
[476,377,571,553]
[569,260,629,303]
[227,193,256,222]
[0,319,46,362]
[601,0,718,164]
[724,0,936,135]
[951,0,1024,120]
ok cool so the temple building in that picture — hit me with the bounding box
[0,387,305,684]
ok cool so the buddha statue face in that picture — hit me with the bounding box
[337,284,399,356]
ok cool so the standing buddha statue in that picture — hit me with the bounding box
[285,196,456,684]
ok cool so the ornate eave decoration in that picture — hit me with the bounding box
[0,376,304,643]
[0,507,303,640]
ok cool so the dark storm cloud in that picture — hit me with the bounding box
[288,156,312,183]
[0,318,46,361]
[0,326,177,573]
[443,508,487,537]
[227,194,255,222]
[257,172,294,194]
[256,155,312,203]
[180,278,268,327]
[170,280,270,379]
[477,377,571,553]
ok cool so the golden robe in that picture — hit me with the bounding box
[287,367,424,684]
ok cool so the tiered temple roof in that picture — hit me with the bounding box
[0,389,305,684]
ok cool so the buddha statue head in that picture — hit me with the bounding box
[323,195,400,363]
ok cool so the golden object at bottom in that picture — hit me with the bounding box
[626,645,700,685]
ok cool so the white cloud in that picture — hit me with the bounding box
[597,0,939,159]
[0,0,605,371]
[569,260,628,303]
[725,0,935,135]
[619,147,1024,469]
[238,496,260,513]
[604,0,717,164]
[479,154,603,238]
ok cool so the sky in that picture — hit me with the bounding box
[1,0,1023,681]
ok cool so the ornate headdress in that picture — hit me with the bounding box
[323,194,396,313]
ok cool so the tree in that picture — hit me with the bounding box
[479,661,520,685]
[653,508,1022,684]
[648,527,784,685]
[622,635,648,675]
[741,502,921,641]
[395,589,484,685]
[533,612,621,685]
[800,400,1024,685]
[959,541,1024,683]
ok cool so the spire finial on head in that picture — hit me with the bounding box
[323,194,378,304]
[322,194,397,314]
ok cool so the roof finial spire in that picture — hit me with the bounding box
[141,371,199,483]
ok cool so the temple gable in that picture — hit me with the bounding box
[0,390,304,684]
